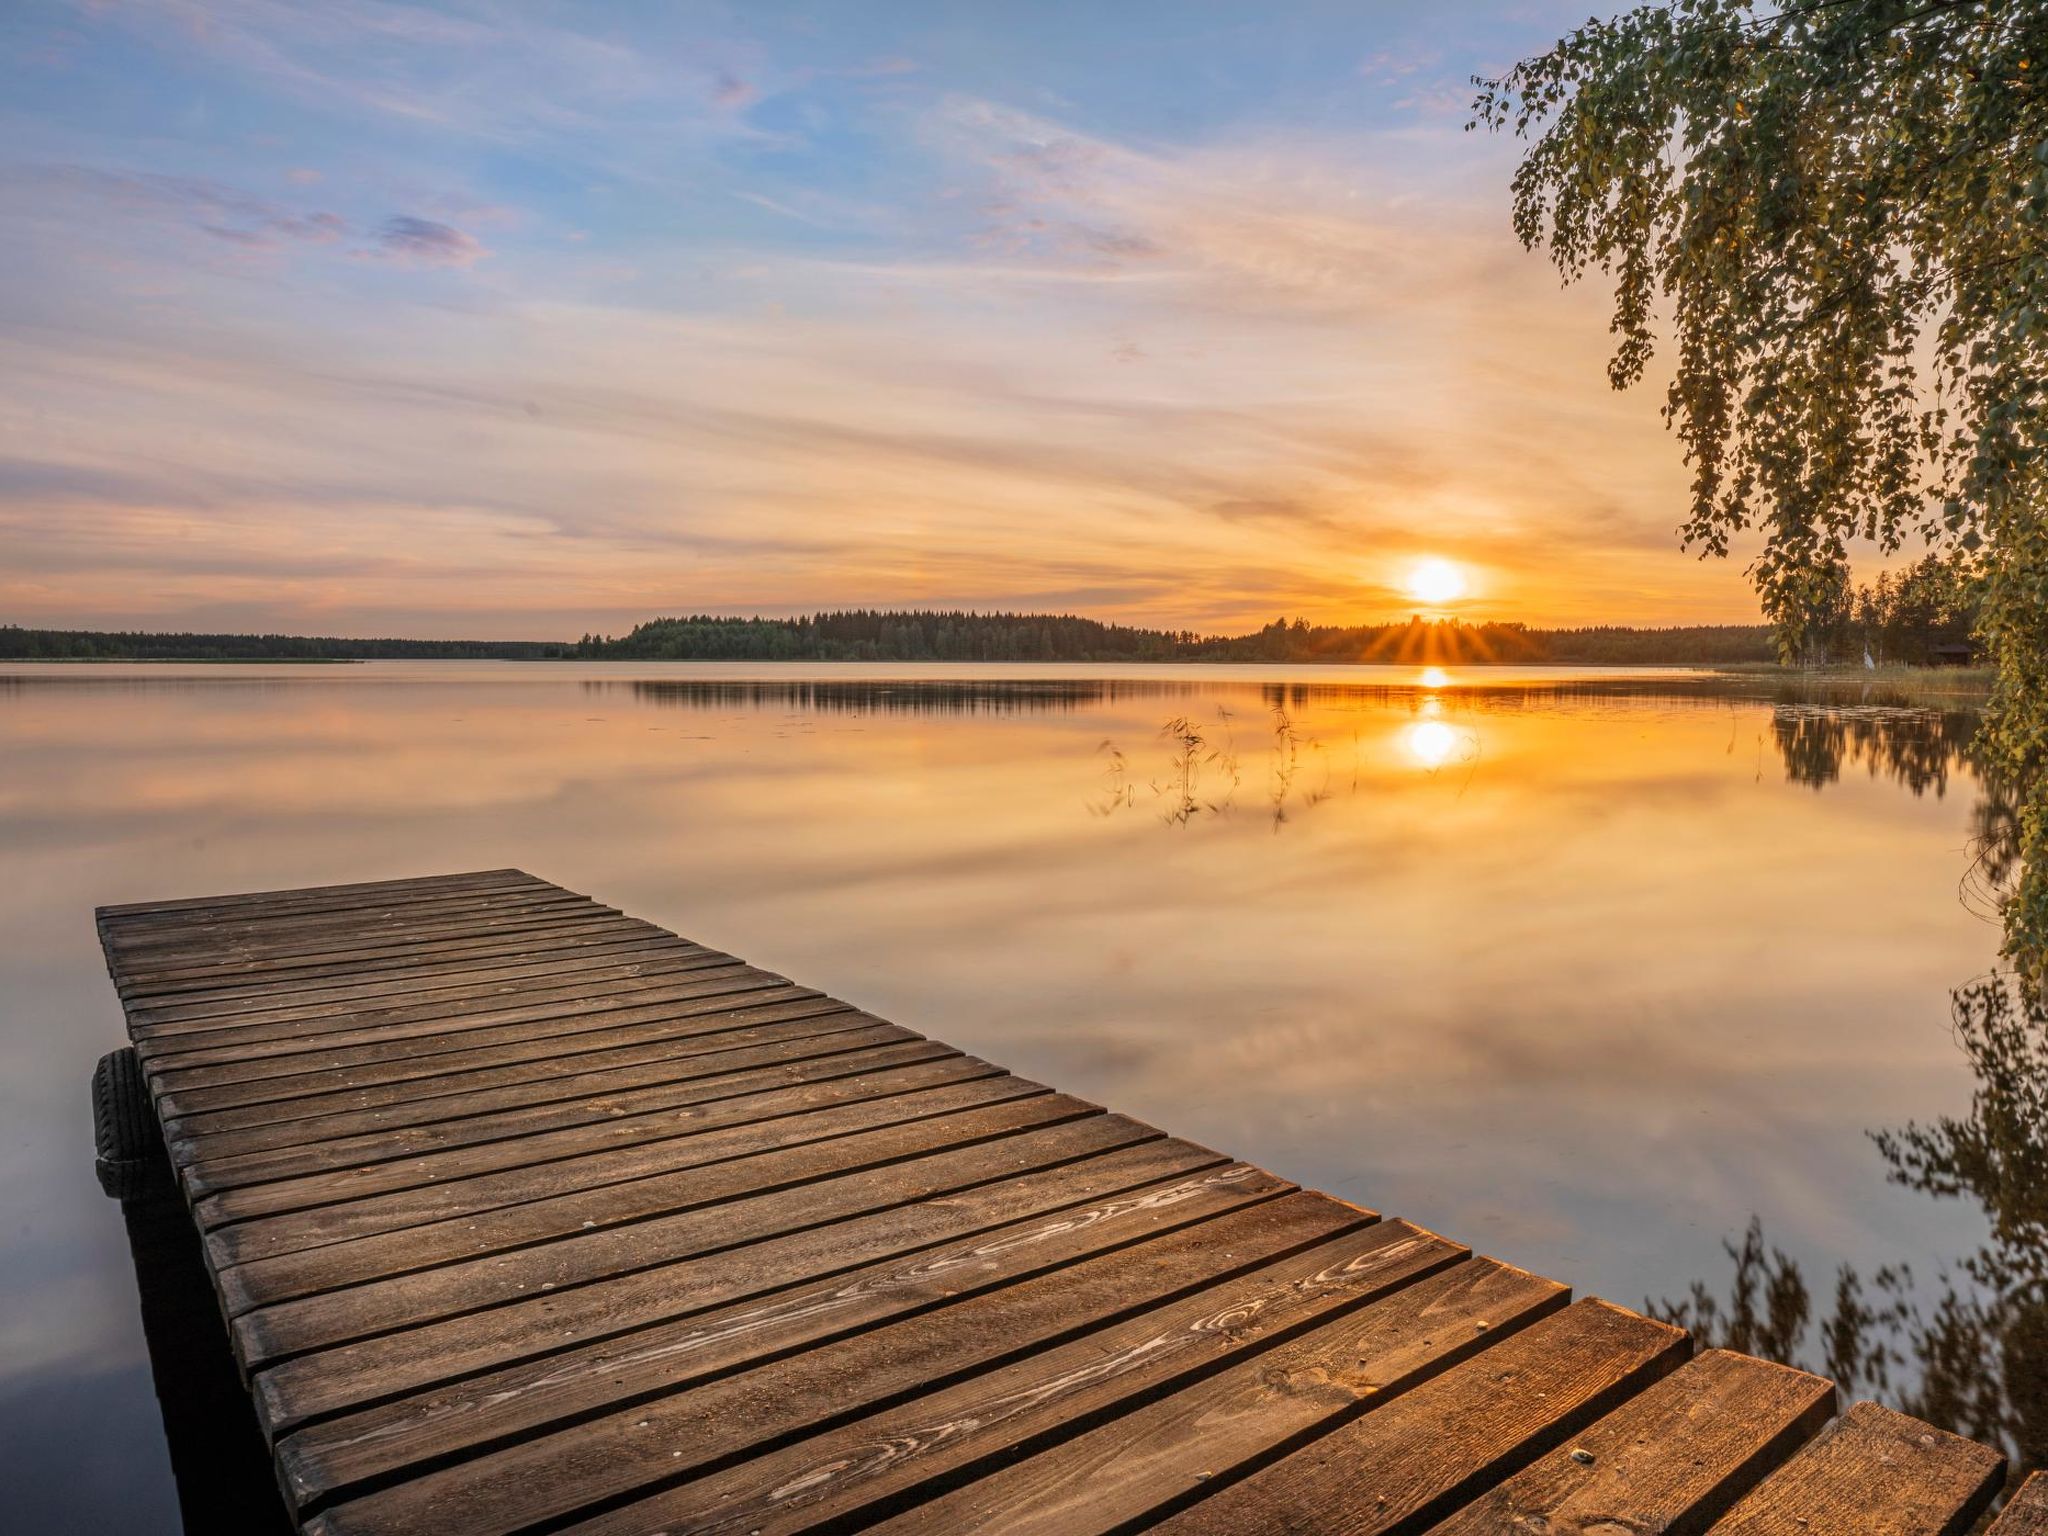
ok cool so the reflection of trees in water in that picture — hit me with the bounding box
[1657,975,2048,1485]
[1770,707,1980,797]
[1668,703,2048,1483]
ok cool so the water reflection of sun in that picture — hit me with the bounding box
[1404,719,1459,768]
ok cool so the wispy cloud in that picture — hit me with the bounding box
[0,2,1767,637]
[368,214,485,266]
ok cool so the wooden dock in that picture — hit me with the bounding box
[96,868,2025,1534]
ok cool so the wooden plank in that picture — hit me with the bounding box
[95,868,539,920]
[1150,1299,1689,1536]
[532,1215,1457,1536]
[141,967,795,1086]
[178,1027,937,1190]
[867,1254,1568,1536]
[292,1188,1367,1530]
[167,1015,913,1163]
[103,885,591,948]
[132,948,733,1048]
[109,905,631,980]
[227,1091,1110,1363]
[126,938,709,1024]
[252,1128,1210,1431]
[274,1159,1290,1505]
[195,1055,1018,1242]
[1423,1349,1836,1536]
[112,918,670,1000]
[1991,1475,2048,1535]
[1705,1400,2005,1536]
[133,951,743,1055]
[160,1004,869,1137]
[209,1073,1073,1310]
[152,992,846,1119]
[104,892,606,960]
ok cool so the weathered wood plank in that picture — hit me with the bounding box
[535,1215,1455,1536]
[252,1128,1210,1431]
[127,938,710,1024]
[159,1005,869,1138]
[152,993,846,1119]
[1150,1299,1689,1536]
[227,1092,1110,1363]
[196,1056,1017,1241]
[178,1027,937,1190]
[113,918,669,1000]
[137,962,777,1071]
[1423,1348,1836,1536]
[142,971,798,1092]
[1705,1400,2005,1536]
[104,893,607,961]
[95,868,538,921]
[867,1254,1567,1536]
[133,951,737,1054]
[274,1159,1289,1505]
[103,885,591,949]
[298,1190,1380,1532]
[1991,1475,2048,1535]
[168,1016,915,1164]
[211,1073,1073,1310]
[110,905,631,981]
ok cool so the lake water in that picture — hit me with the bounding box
[0,660,2020,1526]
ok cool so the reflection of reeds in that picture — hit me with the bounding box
[1093,705,1336,828]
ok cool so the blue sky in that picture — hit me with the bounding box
[0,0,1763,637]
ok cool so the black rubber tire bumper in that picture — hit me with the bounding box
[93,1046,172,1203]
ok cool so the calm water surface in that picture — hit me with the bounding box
[0,661,2012,1527]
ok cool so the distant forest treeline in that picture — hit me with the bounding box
[0,628,570,661]
[571,612,1779,665]
[1,614,1780,665]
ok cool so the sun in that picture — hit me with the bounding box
[1405,558,1468,606]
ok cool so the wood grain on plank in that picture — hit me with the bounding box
[211,1073,1073,1310]
[127,939,713,1025]
[132,955,745,1058]
[110,906,632,980]
[112,919,668,999]
[167,1017,913,1164]
[226,1092,1109,1363]
[297,1187,1368,1532]
[1705,1400,2005,1536]
[159,1005,868,1140]
[151,992,846,1119]
[1424,1348,1835,1536]
[145,980,822,1100]
[276,1159,1286,1505]
[197,1056,1018,1245]
[128,944,723,1034]
[102,886,591,949]
[1151,1299,1689,1536]
[1991,1475,2048,1535]
[546,1211,1456,1536]
[177,1028,939,1191]
[136,963,779,1070]
[252,1126,1207,1431]
[105,894,607,960]
[868,1254,1566,1536]
[96,868,539,920]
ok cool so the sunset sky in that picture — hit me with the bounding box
[3,1,1803,638]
